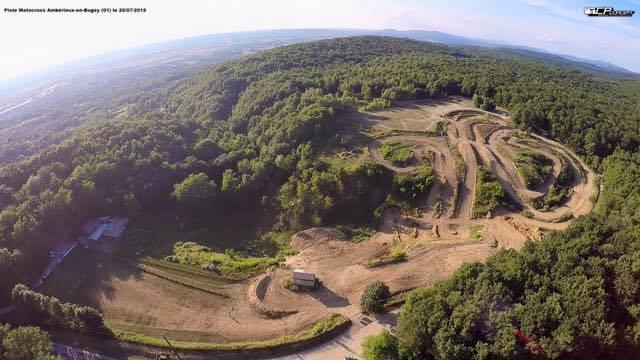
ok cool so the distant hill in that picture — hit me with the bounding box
[367,29,637,77]
[1,28,636,94]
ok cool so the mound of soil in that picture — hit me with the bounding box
[291,228,348,251]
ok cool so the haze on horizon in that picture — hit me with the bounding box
[1,0,639,83]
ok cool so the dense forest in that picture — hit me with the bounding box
[0,36,639,357]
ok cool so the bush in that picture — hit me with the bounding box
[393,166,434,203]
[472,94,484,108]
[11,284,104,332]
[473,166,505,217]
[381,141,415,167]
[533,185,570,210]
[481,98,496,111]
[360,280,391,314]
[364,98,391,111]
[513,150,552,189]
[362,330,403,360]
[334,225,375,243]
[388,249,406,261]
[472,94,496,111]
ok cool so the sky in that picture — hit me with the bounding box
[0,0,639,82]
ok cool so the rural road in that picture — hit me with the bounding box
[53,343,119,360]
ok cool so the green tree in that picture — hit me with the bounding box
[472,93,484,108]
[221,169,241,192]
[193,138,221,160]
[2,326,59,360]
[172,172,217,216]
[360,280,391,314]
[122,192,142,218]
[481,98,496,111]
[0,323,9,355]
[362,330,403,360]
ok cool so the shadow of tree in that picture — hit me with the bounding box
[374,311,398,327]
[310,282,350,308]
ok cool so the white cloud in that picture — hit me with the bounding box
[535,33,554,42]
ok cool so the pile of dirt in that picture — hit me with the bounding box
[291,228,348,251]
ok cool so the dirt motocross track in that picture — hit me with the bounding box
[243,97,597,343]
[275,97,594,302]
[83,97,596,354]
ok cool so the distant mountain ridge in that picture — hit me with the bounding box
[367,29,636,76]
[1,28,636,93]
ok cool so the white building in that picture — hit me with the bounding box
[85,216,129,242]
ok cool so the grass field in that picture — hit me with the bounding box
[42,246,232,302]
[469,224,485,240]
[172,242,280,279]
[109,313,350,350]
[119,212,265,258]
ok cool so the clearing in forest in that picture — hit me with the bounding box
[41,96,596,350]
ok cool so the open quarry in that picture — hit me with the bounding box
[45,97,597,356]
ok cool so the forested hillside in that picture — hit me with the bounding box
[1,37,640,357]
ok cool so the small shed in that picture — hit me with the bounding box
[293,269,316,287]
[83,216,130,242]
[103,217,129,240]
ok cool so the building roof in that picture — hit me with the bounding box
[88,224,108,241]
[293,269,316,281]
[84,216,129,241]
[103,217,129,238]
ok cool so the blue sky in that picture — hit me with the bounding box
[0,0,638,81]
[373,0,639,70]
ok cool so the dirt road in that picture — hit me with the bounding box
[274,309,399,360]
